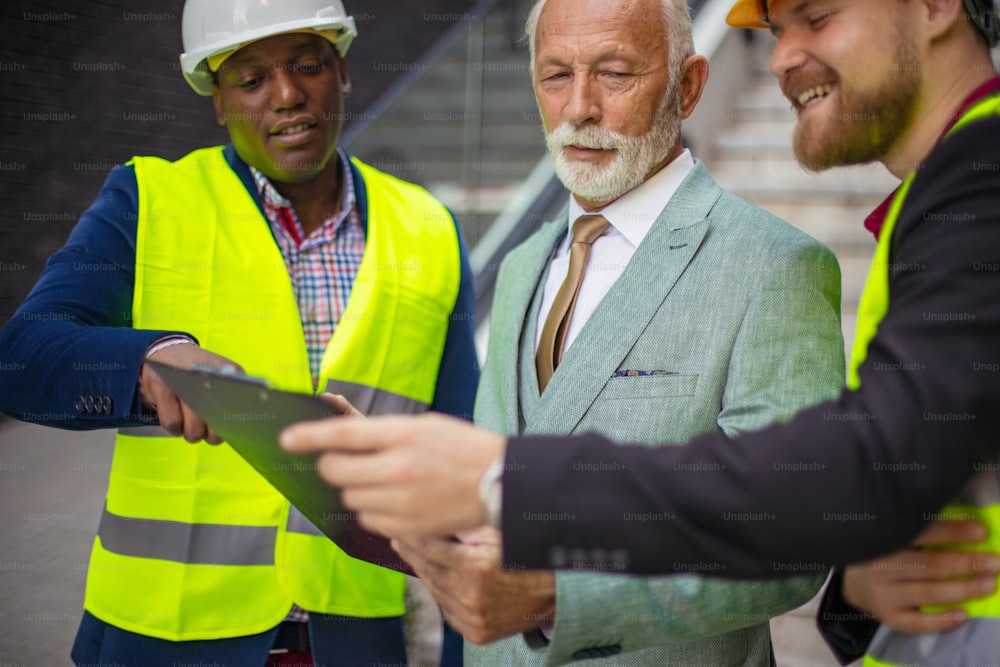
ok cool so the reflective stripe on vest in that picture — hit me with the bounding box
[863,616,1000,666]
[853,94,1000,666]
[846,175,914,390]
[287,506,326,536]
[99,504,276,566]
[86,147,460,640]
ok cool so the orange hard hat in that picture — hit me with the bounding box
[725,0,771,28]
[726,0,999,46]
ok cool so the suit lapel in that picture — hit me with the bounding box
[489,219,567,434]
[526,162,723,436]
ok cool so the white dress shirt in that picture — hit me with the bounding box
[534,149,696,355]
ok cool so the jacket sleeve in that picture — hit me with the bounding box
[500,117,1000,577]
[540,240,845,664]
[429,214,479,421]
[0,165,193,429]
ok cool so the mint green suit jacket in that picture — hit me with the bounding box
[469,162,845,666]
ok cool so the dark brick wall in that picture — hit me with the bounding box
[0,0,478,327]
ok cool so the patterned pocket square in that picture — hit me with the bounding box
[612,370,678,378]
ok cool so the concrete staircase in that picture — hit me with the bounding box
[701,34,901,667]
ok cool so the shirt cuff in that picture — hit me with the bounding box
[479,455,504,529]
[523,627,551,650]
[816,569,880,665]
[137,335,198,417]
[144,334,197,359]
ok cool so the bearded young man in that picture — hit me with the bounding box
[325,0,850,664]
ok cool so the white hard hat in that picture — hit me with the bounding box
[179,0,357,96]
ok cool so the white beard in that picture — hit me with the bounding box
[545,90,680,204]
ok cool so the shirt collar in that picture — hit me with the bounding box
[249,147,356,217]
[865,76,1000,240]
[566,148,696,249]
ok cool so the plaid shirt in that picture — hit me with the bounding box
[251,152,366,625]
[250,150,366,389]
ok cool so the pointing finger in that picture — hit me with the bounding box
[280,416,409,453]
[314,449,420,487]
[913,519,989,547]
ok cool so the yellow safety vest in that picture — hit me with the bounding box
[84,147,461,641]
[850,94,1000,666]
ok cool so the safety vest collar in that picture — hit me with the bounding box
[848,91,1000,388]
[221,143,373,238]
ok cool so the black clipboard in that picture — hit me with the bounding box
[145,360,412,575]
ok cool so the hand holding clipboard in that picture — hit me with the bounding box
[145,360,413,575]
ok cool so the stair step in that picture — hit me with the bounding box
[710,158,896,202]
[712,124,796,157]
[731,87,795,122]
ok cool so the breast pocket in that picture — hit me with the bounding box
[579,374,705,443]
[599,374,698,399]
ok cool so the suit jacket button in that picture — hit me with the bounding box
[571,646,621,660]
[102,396,114,414]
[84,395,95,413]
[74,395,86,414]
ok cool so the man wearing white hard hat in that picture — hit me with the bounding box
[0,0,477,664]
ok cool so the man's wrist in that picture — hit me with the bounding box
[139,335,197,415]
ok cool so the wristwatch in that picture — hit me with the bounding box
[477,455,504,529]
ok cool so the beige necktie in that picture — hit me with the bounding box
[535,214,610,393]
